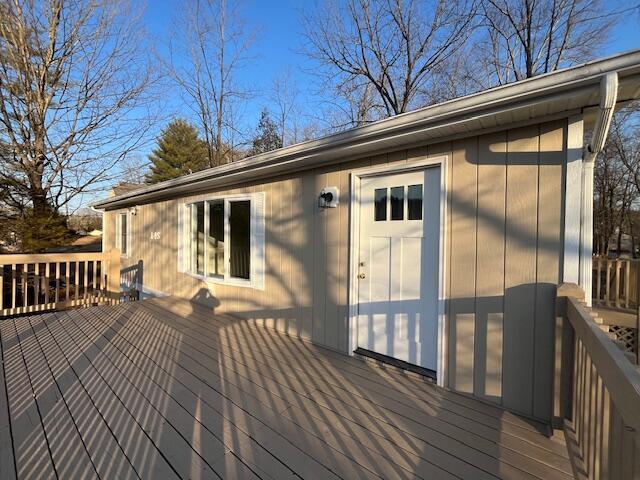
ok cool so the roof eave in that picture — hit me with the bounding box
[94,49,640,210]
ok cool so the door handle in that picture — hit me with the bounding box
[358,273,366,279]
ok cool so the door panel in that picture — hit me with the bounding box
[356,167,441,371]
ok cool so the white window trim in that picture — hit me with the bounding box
[116,212,131,258]
[181,192,265,290]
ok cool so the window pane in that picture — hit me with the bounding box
[230,200,250,279]
[120,215,128,255]
[206,200,225,277]
[193,202,205,275]
[408,184,423,220]
[374,188,387,221]
[390,186,404,220]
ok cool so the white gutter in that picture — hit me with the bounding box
[585,72,619,161]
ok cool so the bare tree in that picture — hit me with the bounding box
[271,71,300,146]
[168,0,255,167]
[0,0,155,218]
[478,0,626,85]
[594,104,640,256]
[302,0,478,125]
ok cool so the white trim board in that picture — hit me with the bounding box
[347,155,448,387]
[563,115,583,284]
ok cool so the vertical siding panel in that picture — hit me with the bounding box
[337,168,352,353]
[503,125,540,417]
[324,170,341,350]
[263,182,276,326]
[370,153,388,167]
[387,150,407,166]
[268,181,281,328]
[147,203,155,292]
[300,172,315,340]
[312,172,327,345]
[447,137,478,393]
[282,179,296,335]
[278,180,293,333]
[533,121,564,421]
[289,177,304,338]
[474,131,507,404]
[169,200,177,296]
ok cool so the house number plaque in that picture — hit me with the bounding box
[150,231,161,240]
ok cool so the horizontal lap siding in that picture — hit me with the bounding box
[103,119,566,422]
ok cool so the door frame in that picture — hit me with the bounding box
[348,155,448,387]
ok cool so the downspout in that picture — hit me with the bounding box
[585,72,619,162]
[580,72,618,306]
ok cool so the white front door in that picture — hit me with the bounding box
[356,167,441,371]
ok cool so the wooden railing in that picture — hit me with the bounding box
[592,256,639,310]
[557,284,640,479]
[592,256,640,359]
[0,249,121,318]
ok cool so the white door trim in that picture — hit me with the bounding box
[348,155,448,387]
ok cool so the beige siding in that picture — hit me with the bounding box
[104,119,567,421]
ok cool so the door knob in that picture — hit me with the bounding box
[358,273,366,279]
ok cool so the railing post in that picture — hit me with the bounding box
[555,283,584,427]
[105,249,121,304]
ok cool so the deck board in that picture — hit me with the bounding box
[26,313,139,480]
[0,299,575,479]
[0,316,17,480]
[145,298,572,479]
[1,318,57,480]
[12,315,98,480]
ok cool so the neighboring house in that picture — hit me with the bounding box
[94,51,640,425]
[109,182,144,198]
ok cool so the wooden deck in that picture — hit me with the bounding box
[0,297,574,479]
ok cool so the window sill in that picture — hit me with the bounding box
[184,271,254,289]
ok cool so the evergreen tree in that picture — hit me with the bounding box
[249,109,283,156]
[146,119,209,184]
[14,206,71,253]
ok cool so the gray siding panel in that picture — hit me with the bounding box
[475,131,507,403]
[503,125,540,416]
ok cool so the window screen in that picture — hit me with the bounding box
[194,202,205,275]
[230,201,250,279]
[120,214,128,255]
[207,200,225,276]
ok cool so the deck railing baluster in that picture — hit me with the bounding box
[558,283,640,480]
[0,251,122,317]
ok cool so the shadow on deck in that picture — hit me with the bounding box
[0,297,574,479]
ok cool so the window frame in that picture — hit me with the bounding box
[182,192,261,288]
[116,212,130,258]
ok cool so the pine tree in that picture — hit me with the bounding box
[14,206,71,253]
[249,109,283,156]
[145,119,209,184]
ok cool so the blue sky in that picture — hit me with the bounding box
[80,0,640,209]
[142,0,319,143]
[141,0,639,145]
